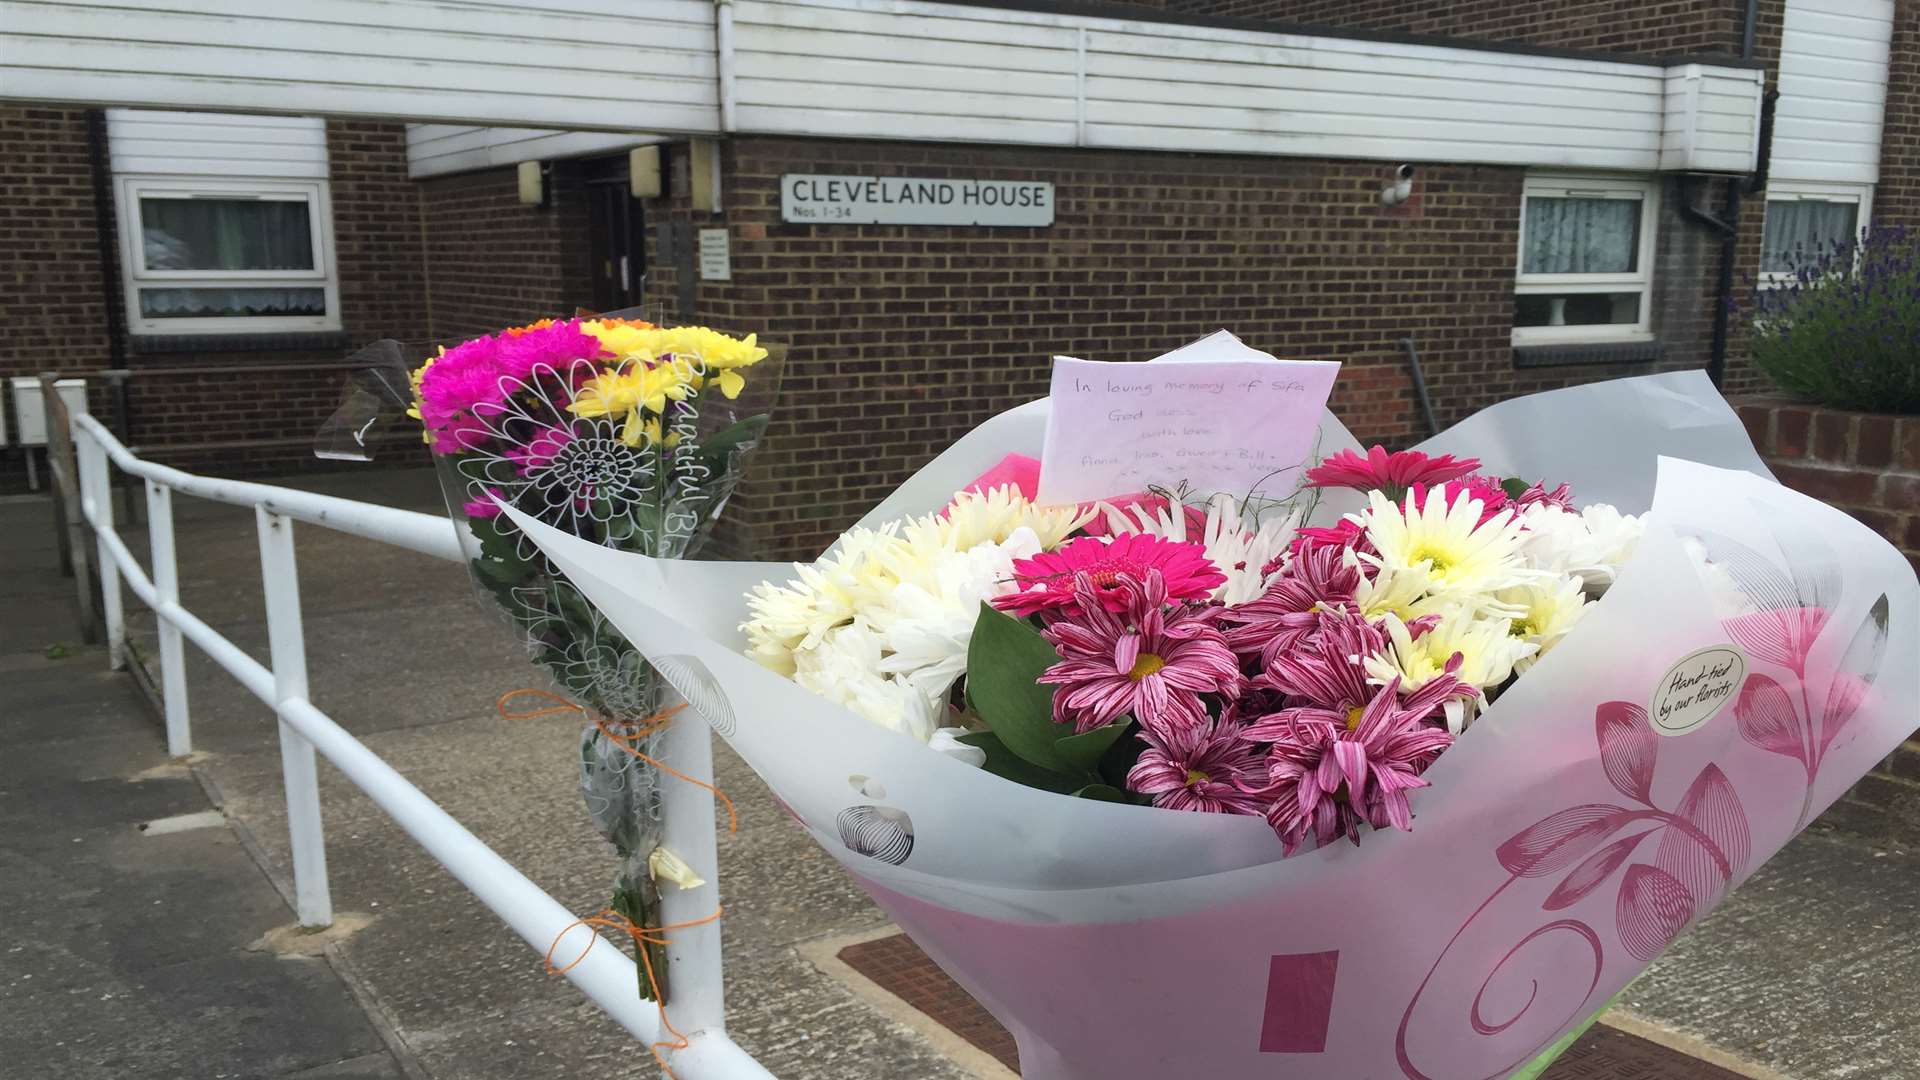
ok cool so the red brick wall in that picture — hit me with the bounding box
[1734,397,1920,575]
[329,120,430,344]
[0,105,113,383]
[1164,0,1746,55]
[0,107,434,484]
[417,163,594,343]
[641,137,1719,561]
[1874,3,1920,227]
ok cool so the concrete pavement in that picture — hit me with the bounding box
[3,467,1917,1079]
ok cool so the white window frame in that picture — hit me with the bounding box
[116,176,342,335]
[1513,173,1659,346]
[1760,180,1872,286]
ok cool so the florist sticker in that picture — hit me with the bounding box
[1650,644,1748,736]
[1037,355,1339,505]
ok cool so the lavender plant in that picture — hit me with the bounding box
[1745,225,1920,414]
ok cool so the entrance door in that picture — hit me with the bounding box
[582,156,644,313]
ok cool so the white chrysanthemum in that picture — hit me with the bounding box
[1681,535,1757,618]
[935,485,1088,551]
[1516,502,1645,587]
[793,623,941,741]
[1360,488,1535,600]
[1366,612,1537,733]
[871,527,1042,700]
[1352,558,1439,621]
[1497,575,1589,671]
[1096,493,1298,605]
[743,524,904,673]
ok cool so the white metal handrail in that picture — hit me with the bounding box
[66,412,772,1079]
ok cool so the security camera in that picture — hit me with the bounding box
[1381,164,1417,207]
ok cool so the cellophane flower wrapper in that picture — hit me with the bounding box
[502,369,1918,1078]
[407,315,780,1001]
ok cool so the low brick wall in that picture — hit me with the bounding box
[1734,395,1920,843]
[1734,397,1920,572]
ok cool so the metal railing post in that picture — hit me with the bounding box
[657,687,727,1035]
[144,479,192,758]
[256,507,333,927]
[74,421,124,667]
[45,373,100,638]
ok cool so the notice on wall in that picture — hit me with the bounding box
[698,228,731,281]
[1037,351,1340,506]
[781,174,1053,226]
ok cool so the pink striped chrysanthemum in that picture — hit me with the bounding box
[1221,542,1363,667]
[1253,675,1473,855]
[1037,570,1240,740]
[1126,719,1266,815]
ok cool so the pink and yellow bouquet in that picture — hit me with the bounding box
[407,315,777,1000]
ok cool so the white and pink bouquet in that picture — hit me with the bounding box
[502,339,1917,1080]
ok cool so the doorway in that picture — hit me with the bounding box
[581,156,645,314]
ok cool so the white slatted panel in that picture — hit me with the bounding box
[1658,66,1765,173]
[1772,0,1893,185]
[406,126,670,178]
[731,0,1761,171]
[106,109,328,178]
[2,0,719,133]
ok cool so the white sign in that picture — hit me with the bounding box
[698,228,731,281]
[1037,340,1340,506]
[1650,645,1748,736]
[781,174,1053,226]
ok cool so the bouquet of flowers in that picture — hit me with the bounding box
[406,315,778,1000]
[500,342,1916,1079]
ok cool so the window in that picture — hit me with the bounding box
[116,177,340,335]
[1514,174,1658,345]
[1762,182,1870,279]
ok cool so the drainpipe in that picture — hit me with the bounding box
[716,0,737,134]
[84,110,127,370]
[1680,0,1770,389]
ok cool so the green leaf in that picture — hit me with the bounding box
[1054,719,1133,776]
[957,732,1082,794]
[1500,476,1531,501]
[1070,783,1133,802]
[964,603,1071,773]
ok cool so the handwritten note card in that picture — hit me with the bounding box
[1036,352,1340,506]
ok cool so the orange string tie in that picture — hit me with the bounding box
[545,905,726,1080]
[593,708,740,835]
[495,687,588,722]
[495,690,739,835]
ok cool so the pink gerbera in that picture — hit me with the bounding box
[1254,675,1467,854]
[1126,720,1266,815]
[994,533,1225,618]
[1037,571,1240,740]
[1221,543,1363,666]
[1283,517,1374,564]
[1407,474,1510,526]
[1305,446,1480,498]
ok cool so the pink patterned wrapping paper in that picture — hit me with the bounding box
[505,371,1919,1079]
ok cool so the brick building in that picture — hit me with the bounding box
[0,0,1899,560]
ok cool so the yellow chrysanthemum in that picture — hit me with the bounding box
[1366,612,1537,732]
[580,318,660,361]
[405,350,440,443]
[568,361,701,445]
